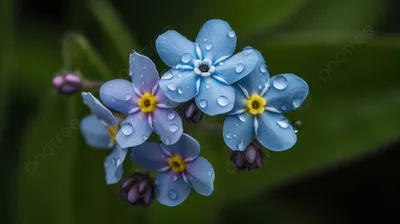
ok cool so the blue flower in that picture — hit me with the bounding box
[156,19,259,116]
[131,134,215,207]
[99,52,183,148]
[80,92,128,184]
[223,50,309,151]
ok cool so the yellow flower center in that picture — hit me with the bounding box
[168,155,186,173]
[108,125,118,143]
[246,95,266,115]
[138,93,157,113]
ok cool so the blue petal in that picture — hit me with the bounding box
[152,108,183,145]
[82,92,117,125]
[237,49,270,95]
[162,133,200,159]
[264,73,309,113]
[100,79,139,114]
[154,83,180,108]
[80,115,112,149]
[129,52,159,93]
[214,48,259,84]
[159,69,199,103]
[223,113,255,151]
[156,30,196,67]
[104,145,128,184]
[231,86,247,113]
[256,111,296,151]
[185,156,214,196]
[155,171,191,207]
[195,19,236,61]
[195,77,234,116]
[131,142,169,171]
[116,112,152,148]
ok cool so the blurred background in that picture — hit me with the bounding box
[1,0,400,223]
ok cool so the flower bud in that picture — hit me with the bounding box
[230,141,265,171]
[120,172,155,206]
[52,73,82,95]
[178,101,203,124]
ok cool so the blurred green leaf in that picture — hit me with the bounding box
[88,0,140,64]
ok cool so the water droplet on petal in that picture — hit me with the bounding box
[116,158,121,166]
[238,114,246,122]
[186,85,190,89]
[204,38,208,42]
[142,135,148,141]
[162,72,173,80]
[277,118,289,129]
[205,84,211,89]
[208,170,213,176]
[233,134,237,138]
[166,112,175,120]
[181,53,192,63]
[236,124,239,127]
[273,75,288,90]
[169,124,179,133]
[205,43,213,50]
[292,120,303,133]
[167,83,176,91]
[228,30,236,38]
[141,81,144,85]
[282,105,288,111]
[219,62,224,66]
[243,46,253,50]
[109,83,113,87]
[172,175,178,181]
[235,63,244,73]
[168,189,178,200]
[238,140,245,150]
[199,99,207,108]
[121,123,133,135]
[257,84,263,90]
[140,73,144,78]
[217,96,228,107]
[124,93,132,100]
[163,137,171,145]
[178,87,183,94]
[293,98,302,108]
[178,74,182,78]
[225,132,233,139]
[260,64,267,73]
[143,65,146,70]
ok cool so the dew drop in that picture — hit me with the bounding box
[208,170,213,176]
[292,120,303,133]
[205,84,211,89]
[205,43,213,50]
[243,46,253,51]
[225,132,233,139]
[260,64,267,73]
[178,87,183,94]
[124,93,132,100]
[109,83,113,87]
[233,134,237,138]
[169,124,179,133]
[163,137,171,145]
[181,53,192,63]
[293,98,302,108]
[235,63,244,73]
[116,158,121,166]
[219,62,224,66]
[168,189,178,200]
[142,135,148,141]
[162,72,173,80]
[277,118,289,129]
[140,73,144,78]
[143,65,147,70]
[121,123,133,135]
[166,112,175,120]
[178,74,183,78]
[282,104,288,111]
[204,38,208,42]
[272,75,288,90]
[238,140,245,151]
[257,84,263,90]
[111,98,116,103]
[199,99,207,108]
[238,114,246,122]
[236,124,239,127]
[172,175,178,181]
[217,96,228,107]
[141,81,144,85]
[228,30,236,38]
[167,83,177,91]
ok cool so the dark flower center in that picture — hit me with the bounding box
[252,101,260,109]
[144,99,151,107]
[199,65,209,72]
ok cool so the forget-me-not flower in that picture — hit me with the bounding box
[156,19,259,116]
[223,50,309,151]
[80,92,128,184]
[100,52,183,148]
[131,134,215,207]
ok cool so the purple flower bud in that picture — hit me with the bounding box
[52,73,82,95]
[120,172,155,206]
[178,100,204,124]
[230,141,265,171]
[231,151,246,170]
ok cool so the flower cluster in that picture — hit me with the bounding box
[68,19,309,207]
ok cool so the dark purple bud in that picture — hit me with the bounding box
[52,73,82,95]
[245,145,257,164]
[178,100,204,124]
[230,141,266,171]
[231,151,246,170]
[120,172,155,206]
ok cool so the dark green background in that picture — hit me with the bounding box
[1,0,400,223]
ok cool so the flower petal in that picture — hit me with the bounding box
[214,48,258,84]
[152,108,183,145]
[129,52,159,93]
[195,19,236,61]
[230,85,247,113]
[155,171,191,207]
[264,73,309,113]
[195,77,234,116]
[156,30,196,67]
[80,115,112,149]
[237,49,270,95]
[159,69,199,103]
[155,83,180,108]
[116,112,152,148]
[162,133,200,159]
[100,79,138,114]
[223,113,255,151]
[256,111,297,151]
[130,142,169,171]
[185,156,215,196]
[82,92,117,125]
[104,145,128,184]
